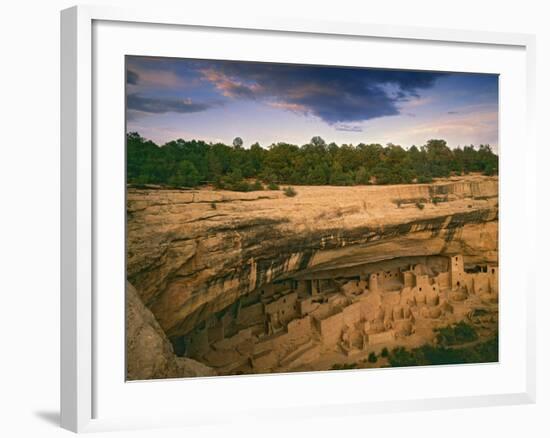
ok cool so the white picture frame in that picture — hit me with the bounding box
[60,4,537,433]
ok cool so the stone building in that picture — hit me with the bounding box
[176,254,498,374]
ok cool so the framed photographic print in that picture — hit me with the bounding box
[61,5,536,433]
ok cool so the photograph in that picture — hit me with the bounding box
[125,56,499,380]
[1,0,544,435]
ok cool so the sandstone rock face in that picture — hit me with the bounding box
[126,281,215,380]
[127,176,498,339]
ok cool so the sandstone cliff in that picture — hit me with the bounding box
[126,281,215,380]
[127,175,498,339]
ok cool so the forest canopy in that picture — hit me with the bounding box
[127,132,498,191]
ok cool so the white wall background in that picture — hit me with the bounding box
[0,1,547,437]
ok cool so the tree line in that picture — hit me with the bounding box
[127,132,498,191]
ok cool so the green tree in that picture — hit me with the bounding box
[232,137,243,149]
[126,132,498,190]
[424,139,453,177]
[307,163,330,185]
[355,166,370,184]
[310,136,326,148]
[329,162,353,186]
[168,160,200,187]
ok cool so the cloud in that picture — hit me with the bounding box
[198,61,445,125]
[267,101,309,114]
[126,66,193,90]
[398,96,434,109]
[127,69,139,85]
[200,69,261,99]
[334,123,363,132]
[392,108,498,149]
[126,58,453,126]
[126,94,213,114]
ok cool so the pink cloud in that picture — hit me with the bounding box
[128,68,189,90]
[398,96,435,109]
[267,101,310,114]
[200,69,261,98]
[386,108,498,150]
[410,111,496,136]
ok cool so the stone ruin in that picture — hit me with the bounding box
[171,254,499,375]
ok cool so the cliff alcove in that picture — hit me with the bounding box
[126,175,498,378]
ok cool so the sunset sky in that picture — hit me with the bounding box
[126,56,498,151]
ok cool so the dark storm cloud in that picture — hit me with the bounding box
[127,94,213,114]
[126,69,139,85]
[198,61,446,124]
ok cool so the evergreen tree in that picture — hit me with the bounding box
[168,160,200,187]
[126,133,498,191]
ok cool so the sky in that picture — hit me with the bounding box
[126,56,499,151]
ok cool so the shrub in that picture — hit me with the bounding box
[415,202,425,210]
[417,175,433,184]
[386,335,498,368]
[331,362,357,370]
[435,321,478,347]
[381,347,389,358]
[232,180,252,192]
[283,186,297,197]
[217,169,251,191]
[387,347,418,367]
[368,352,378,363]
[483,163,497,176]
[251,180,264,191]
[210,202,217,210]
[267,182,280,190]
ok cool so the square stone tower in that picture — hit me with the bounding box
[450,255,465,289]
[368,273,379,292]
